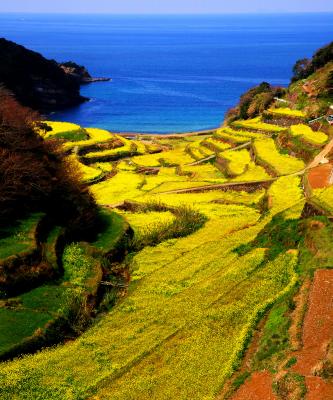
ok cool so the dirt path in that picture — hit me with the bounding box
[307,137,333,170]
[228,270,333,400]
[230,371,276,400]
[305,376,333,400]
[293,269,333,399]
[157,178,274,195]
[307,163,333,189]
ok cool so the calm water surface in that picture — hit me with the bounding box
[1,13,333,132]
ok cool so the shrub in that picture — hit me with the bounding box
[132,205,207,250]
[291,41,333,82]
[292,58,313,81]
[0,88,97,233]
[226,82,285,121]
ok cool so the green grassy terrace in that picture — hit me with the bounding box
[1,84,333,400]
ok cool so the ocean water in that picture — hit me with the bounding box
[1,13,333,133]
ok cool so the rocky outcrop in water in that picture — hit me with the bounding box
[59,61,111,84]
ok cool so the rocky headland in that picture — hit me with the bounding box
[59,61,111,84]
[0,38,110,112]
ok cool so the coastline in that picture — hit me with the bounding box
[116,127,218,139]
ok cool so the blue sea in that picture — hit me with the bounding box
[1,13,333,133]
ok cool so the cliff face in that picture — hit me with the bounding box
[0,38,87,111]
[59,61,93,83]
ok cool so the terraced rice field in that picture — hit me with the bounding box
[253,138,305,175]
[218,149,252,176]
[2,117,333,399]
[311,186,333,213]
[66,155,103,183]
[41,121,88,141]
[0,213,43,260]
[231,117,287,133]
[266,107,306,118]
[289,124,328,146]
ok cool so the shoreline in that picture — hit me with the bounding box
[115,127,218,139]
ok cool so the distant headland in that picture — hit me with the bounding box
[0,38,110,112]
[59,61,111,84]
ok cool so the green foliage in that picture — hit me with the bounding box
[92,210,127,253]
[273,371,307,399]
[19,285,69,313]
[0,284,79,358]
[0,213,43,260]
[0,308,51,356]
[236,214,302,261]
[252,302,290,367]
[231,371,251,391]
[226,82,284,121]
[132,205,207,250]
[298,217,333,275]
[62,243,101,294]
[292,41,333,81]
[41,121,87,141]
[98,288,118,311]
[62,127,115,152]
[285,356,297,368]
[292,58,313,81]
[52,130,88,141]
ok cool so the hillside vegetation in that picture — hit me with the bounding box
[1,41,333,400]
[0,38,87,110]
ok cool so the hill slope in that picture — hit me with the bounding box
[1,42,333,400]
[0,38,87,110]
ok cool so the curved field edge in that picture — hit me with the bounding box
[0,201,300,400]
[1,82,332,398]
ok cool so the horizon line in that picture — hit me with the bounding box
[1,11,333,15]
